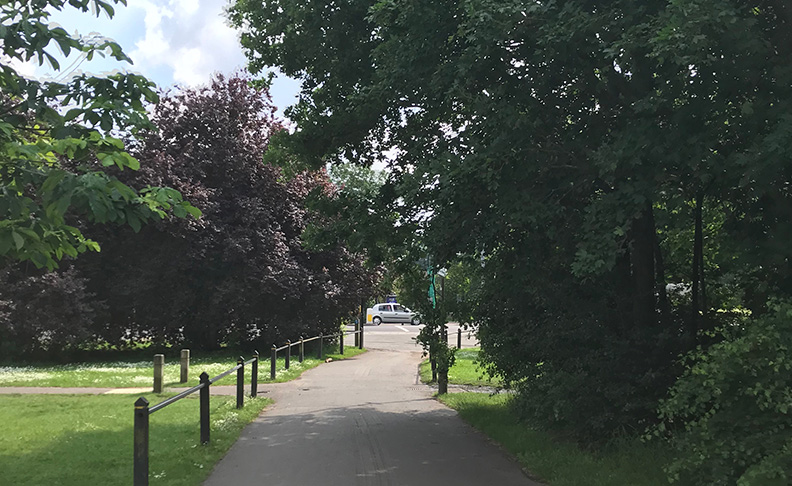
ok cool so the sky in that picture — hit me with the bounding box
[27,0,301,115]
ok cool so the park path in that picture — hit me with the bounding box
[202,343,541,486]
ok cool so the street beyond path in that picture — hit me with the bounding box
[203,324,540,486]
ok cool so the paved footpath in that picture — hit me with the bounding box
[0,325,541,485]
[203,332,541,486]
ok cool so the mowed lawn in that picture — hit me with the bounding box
[0,346,365,388]
[419,347,503,387]
[440,393,675,486]
[0,393,271,485]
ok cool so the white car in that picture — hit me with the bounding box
[366,303,421,325]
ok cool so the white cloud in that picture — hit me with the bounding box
[29,1,299,111]
[6,57,38,79]
[128,0,247,87]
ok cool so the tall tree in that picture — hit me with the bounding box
[229,0,792,437]
[78,73,375,349]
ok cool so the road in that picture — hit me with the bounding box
[203,323,540,486]
[359,322,479,352]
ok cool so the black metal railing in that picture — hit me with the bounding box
[269,327,363,379]
[133,352,260,486]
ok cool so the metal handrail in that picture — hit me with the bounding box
[135,353,260,486]
[209,363,243,384]
[149,382,206,414]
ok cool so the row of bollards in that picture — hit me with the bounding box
[152,349,192,393]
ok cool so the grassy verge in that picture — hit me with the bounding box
[419,347,503,387]
[0,393,272,485]
[0,345,366,388]
[440,393,674,486]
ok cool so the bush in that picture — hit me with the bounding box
[656,301,792,485]
[0,265,104,359]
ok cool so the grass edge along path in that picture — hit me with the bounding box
[419,347,503,387]
[0,346,367,389]
[438,393,675,486]
[0,392,272,486]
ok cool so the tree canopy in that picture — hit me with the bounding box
[229,0,792,455]
[0,72,375,356]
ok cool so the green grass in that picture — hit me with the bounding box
[0,393,272,485]
[419,347,503,387]
[440,393,674,486]
[0,345,366,388]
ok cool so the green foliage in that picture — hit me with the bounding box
[303,162,395,264]
[0,0,198,270]
[229,0,792,463]
[655,301,792,485]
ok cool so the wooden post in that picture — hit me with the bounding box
[236,356,244,409]
[199,372,210,444]
[354,319,360,347]
[318,334,324,360]
[133,397,149,486]
[457,328,462,349]
[153,354,164,393]
[251,351,259,398]
[299,336,304,363]
[180,349,189,383]
[340,329,344,355]
[270,344,277,380]
[285,340,291,370]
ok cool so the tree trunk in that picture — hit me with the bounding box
[653,221,671,326]
[438,368,448,394]
[691,191,704,336]
[631,204,658,331]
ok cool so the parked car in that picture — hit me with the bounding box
[366,303,421,325]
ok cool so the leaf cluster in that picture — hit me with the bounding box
[0,0,198,270]
[655,301,792,485]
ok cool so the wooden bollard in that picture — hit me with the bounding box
[180,349,189,383]
[457,328,462,349]
[299,336,304,363]
[285,340,291,370]
[270,344,277,380]
[153,354,164,393]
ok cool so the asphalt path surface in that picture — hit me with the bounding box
[203,323,540,486]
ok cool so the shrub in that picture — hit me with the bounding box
[0,265,104,358]
[656,301,792,485]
